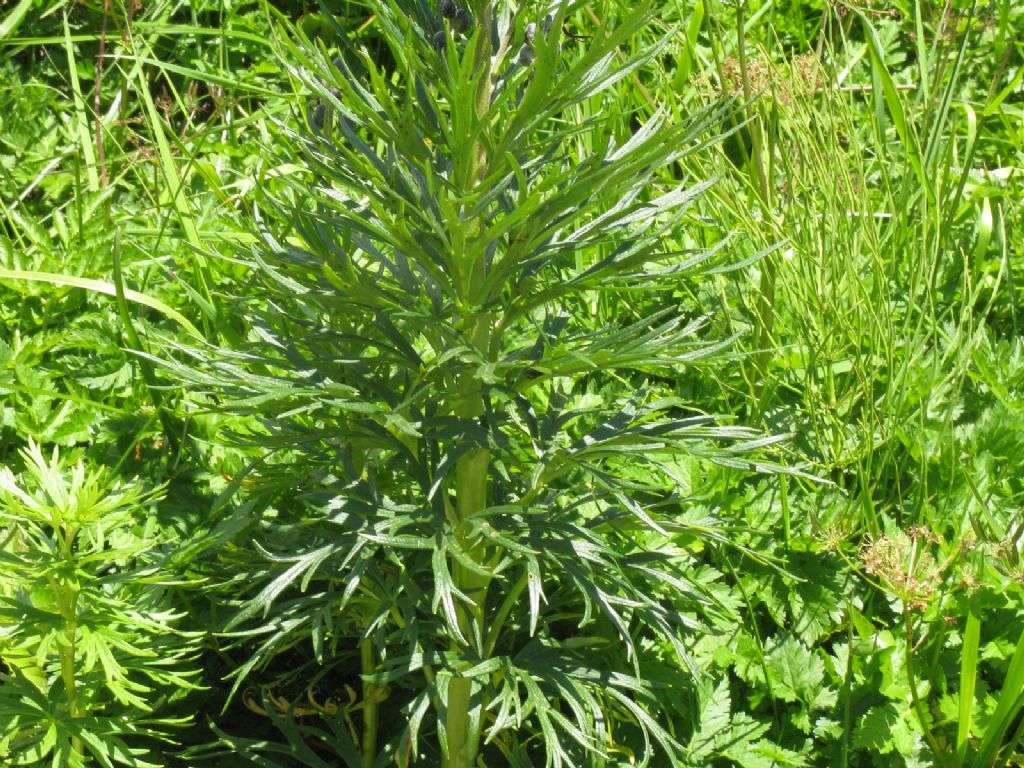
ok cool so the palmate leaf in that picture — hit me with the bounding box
[0,442,201,766]
[510,311,733,381]
[194,718,361,768]
[853,703,909,756]
[226,543,341,630]
[163,2,807,765]
[763,636,827,705]
[502,637,694,766]
[728,740,810,768]
[687,677,792,768]
[524,394,795,494]
[268,9,734,318]
[0,665,163,768]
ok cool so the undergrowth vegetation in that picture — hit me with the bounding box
[0,0,1021,766]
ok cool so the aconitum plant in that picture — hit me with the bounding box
[0,441,200,768]
[169,1,784,766]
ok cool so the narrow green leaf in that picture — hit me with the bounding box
[956,604,981,765]
[972,628,1024,768]
[63,12,100,192]
[0,266,203,339]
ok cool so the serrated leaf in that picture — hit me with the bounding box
[764,636,825,703]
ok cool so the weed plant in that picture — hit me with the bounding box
[0,441,201,767]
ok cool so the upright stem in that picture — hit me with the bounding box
[734,0,777,414]
[445,6,495,766]
[360,637,379,768]
[55,555,83,760]
[446,315,493,768]
[472,2,495,184]
[444,677,476,768]
[735,2,769,204]
[903,609,951,768]
[60,613,80,716]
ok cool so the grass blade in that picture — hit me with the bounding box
[972,628,1024,767]
[63,11,100,193]
[956,604,981,765]
[0,266,203,339]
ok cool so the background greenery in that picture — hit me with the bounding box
[0,0,1020,766]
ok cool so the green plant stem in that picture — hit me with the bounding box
[472,2,494,180]
[839,606,854,768]
[485,570,529,657]
[734,1,777,413]
[60,620,79,715]
[445,676,475,768]
[735,1,769,205]
[721,553,778,718]
[904,609,951,768]
[56,575,84,758]
[360,636,379,768]
[444,7,498,764]
[446,319,492,768]
[453,316,494,634]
